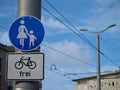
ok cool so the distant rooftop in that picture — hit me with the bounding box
[0,43,15,52]
[73,70,120,82]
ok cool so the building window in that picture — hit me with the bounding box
[78,81,81,84]
[116,82,119,85]
[88,85,93,89]
[112,82,114,86]
[94,85,96,88]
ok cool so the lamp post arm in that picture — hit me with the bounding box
[80,24,116,34]
[98,24,116,33]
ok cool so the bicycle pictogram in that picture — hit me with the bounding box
[15,56,36,70]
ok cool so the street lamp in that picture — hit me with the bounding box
[80,24,116,90]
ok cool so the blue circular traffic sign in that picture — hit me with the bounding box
[9,16,45,51]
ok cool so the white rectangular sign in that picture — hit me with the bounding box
[6,53,44,80]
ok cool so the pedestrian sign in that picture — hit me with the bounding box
[9,16,45,51]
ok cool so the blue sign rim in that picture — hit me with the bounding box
[9,15,45,51]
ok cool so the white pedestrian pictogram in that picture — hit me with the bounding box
[27,30,37,48]
[16,20,37,48]
[17,20,28,48]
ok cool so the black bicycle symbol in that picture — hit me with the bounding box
[15,56,36,70]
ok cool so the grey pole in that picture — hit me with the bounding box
[96,33,101,90]
[12,0,42,90]
[17,0,41,19]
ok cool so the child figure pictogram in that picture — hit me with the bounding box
[27,30,37,48]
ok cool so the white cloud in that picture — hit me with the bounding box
[41,17,70,35]
[0,4,17,18]
[79,1,120,33]
[0,12,8,18]
[0,32,11,45]
[96,0,118,7]
[43,68,75,90]
[42,17,66,29]
[101,65,118,72]
[42,40,94,72]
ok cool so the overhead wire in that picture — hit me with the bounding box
[64,70,119,76]
[45,64,118,79]
[0,25,97,73]
[101,38,120,64]
[0,2,119,77]
[0,25,119,78]
[0,6,119,67]
[42,44,96,68]
[45,65,72,79]
[42,1,119,68]
[43,0,99,52]
[0,9,119,69]
[41,6,100,57]
[42,1,96,51]
[0,0,118,79]
[0,3,117,68]
[0,25,8,30]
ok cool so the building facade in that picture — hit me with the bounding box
[0,43,14,90]
[73,71,120,90]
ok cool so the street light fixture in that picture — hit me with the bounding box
[80,24,116,33]
[80,24,116,90]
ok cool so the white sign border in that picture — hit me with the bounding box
[6,52,44,80]
[8,15,45,51]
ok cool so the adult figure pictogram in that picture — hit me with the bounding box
[17,20,28,48]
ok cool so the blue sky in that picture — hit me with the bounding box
[0,0,120,90]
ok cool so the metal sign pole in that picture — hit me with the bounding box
[12,0,42,90]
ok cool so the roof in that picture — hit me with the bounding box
[72,70,120,82]
[0,43,15,52]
